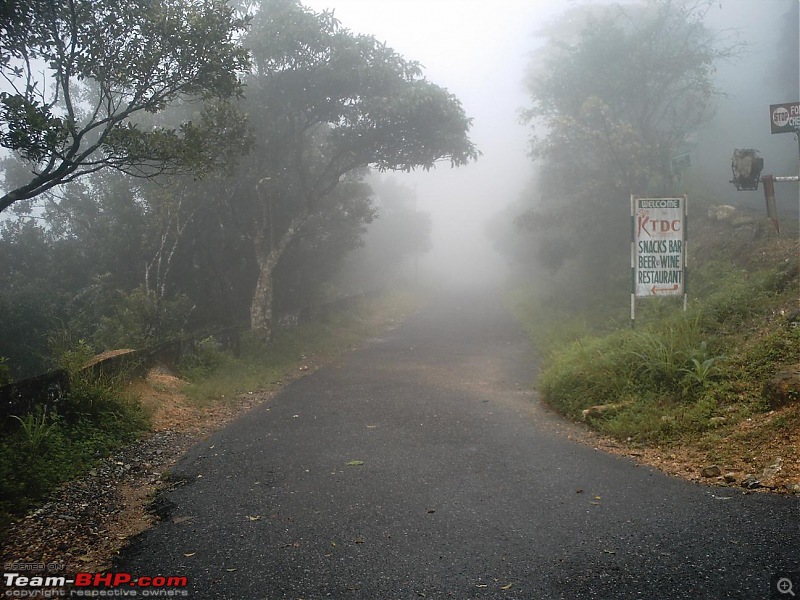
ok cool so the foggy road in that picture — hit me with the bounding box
[117,290,799,599]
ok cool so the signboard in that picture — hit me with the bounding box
[769,102,800,134]
[632,196,686,298]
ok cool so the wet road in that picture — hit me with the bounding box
[118,290,799,599]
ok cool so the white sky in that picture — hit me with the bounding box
[301,0,570,284]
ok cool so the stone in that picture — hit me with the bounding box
[741,475,762,489]
[759,457,782,482]
[723,473,737,484]
[763,369,800,409]
[581,403,622,421]
[701,465,722,478]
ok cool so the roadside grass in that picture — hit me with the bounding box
[0,372,148,529]
[0,289,419,531]
[178,290,418,406]
[512,217,799,451]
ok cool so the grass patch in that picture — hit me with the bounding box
[512,218,799,448]
[0,374,148,528]
[178,289,419,407]
[0,290,418,530]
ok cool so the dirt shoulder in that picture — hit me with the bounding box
[1,368,287,572]
[568,404,800,494]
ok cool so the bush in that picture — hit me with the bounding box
[177,335,235,380]
[0,340,149,527]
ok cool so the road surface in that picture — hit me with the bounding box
[118,290,799,599]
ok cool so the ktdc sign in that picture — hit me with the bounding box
[632,196,686,298]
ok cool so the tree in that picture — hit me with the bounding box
[517,0,739,300]
[241,0,478,338]
[0,0,251,212]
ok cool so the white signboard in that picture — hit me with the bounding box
[632,196,686,298]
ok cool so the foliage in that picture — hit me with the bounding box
[0,0,251,211]
[518,242,797,443]
[503,0,741,303]
[10,407,55,453]
[0,375,147,527]
[239,0,477,336]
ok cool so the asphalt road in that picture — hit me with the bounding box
[117,289,799,599]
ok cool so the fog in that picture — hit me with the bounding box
[692,0,799,213]
[302,0,559,288]
[303,0,799,290]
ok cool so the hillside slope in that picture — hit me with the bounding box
[518,205,799,493]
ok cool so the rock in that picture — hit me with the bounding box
[759,457,783,482]
[581,403,623,421]
[786,309,800,330]
[707,204,760,238]
[701,465,722,478]
[763,369,800,409]
[723,473,737,484]
[784,483,800,494]
[741,475,762,489]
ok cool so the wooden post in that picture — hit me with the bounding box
[762,174,780,235]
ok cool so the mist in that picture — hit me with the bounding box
[691,0,799,214]
[305,0,799,294]
[1,0,797,372]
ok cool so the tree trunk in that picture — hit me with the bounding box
[249,209,309,340]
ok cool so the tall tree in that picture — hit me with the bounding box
[517,0,739,298]
[242,0,478,338]
[0,0,251,211]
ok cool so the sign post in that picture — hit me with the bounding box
[630,195,687,327]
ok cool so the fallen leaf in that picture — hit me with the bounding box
[501,583,513,590]
[225,568,237,572]
[603,549,616,554]
[476,584,488,588]
[183,552,195,557]
[346,460,364,466]
[247,515,262,521]
[354,537,365,544]
[172,516,194,524]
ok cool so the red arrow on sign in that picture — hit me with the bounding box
[651,284,679,294]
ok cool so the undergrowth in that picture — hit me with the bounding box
[178,290,418,406]
[0,290,418,531]
[0,342,148,529]
[513,218,799,445]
